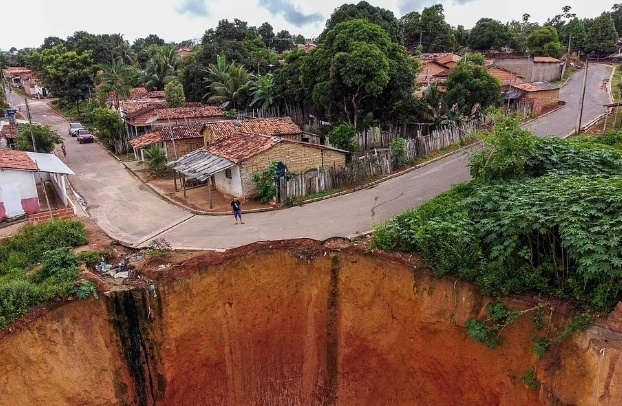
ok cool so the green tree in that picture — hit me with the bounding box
[545,5,577,30]
[467,18,511,51]
[273,49,310,108]
[273,30,295,54]
[526,27,564,58]
[178,50,205,102]
[164,81,186,107]
[302,19,415,128]
[401,5,457,54]
[585,12,619,56]
[257,22,275,48]
[249,73,275,109]
[140,46,179,90]
[320,1,402,43]
[28,45,95,107]
[144,144,167,171]
[244,37,278,74]
[15,124,61,153]
[327,124,358,152]
[205,62,252,108]
[453,25,470,48]
[559,18,587,54]
[91,107,125,153]
[612,3,622,37]
[97,58,138,109]
[506,14,541,54]
[445,56,502,119]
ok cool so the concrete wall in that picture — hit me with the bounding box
[494,58,562,82]
[532,63,562,82]
[239,143,346,198]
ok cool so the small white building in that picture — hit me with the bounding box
[0,150,75,221]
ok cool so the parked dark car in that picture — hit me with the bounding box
[76,128,94,144]
[68,122,83,136]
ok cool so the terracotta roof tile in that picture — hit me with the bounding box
[127,106,224,126]
[512,81,559,92]
[129,124,205,148]
[533,56,561,63]
[130,87,149,99]
[159,124,204,141]
[129,132,163,149]
[486,65,525,85]
[0,149,36,171]
[202,118,301,142]
[155,106,224,120]
[0,122,18,139]
[202,132,280,163]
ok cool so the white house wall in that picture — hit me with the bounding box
[213,165,242,198]
[0,170,37,199]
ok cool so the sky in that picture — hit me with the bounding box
[0,0,615,51]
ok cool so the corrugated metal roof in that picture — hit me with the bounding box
[167,149,234,181]
[26,152,75,175]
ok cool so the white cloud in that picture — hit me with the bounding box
[0,0,615,51]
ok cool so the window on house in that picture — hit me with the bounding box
[225,168,232,179]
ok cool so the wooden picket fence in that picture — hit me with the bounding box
[278,122,481,202]
[352,121,480,151]
[278,150,392,202]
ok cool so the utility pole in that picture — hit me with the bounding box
[575,57,589,136]
[567,34,572,54]
[24,98,37,152]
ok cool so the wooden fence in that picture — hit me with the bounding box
[351,121,480,150]
[278,150,392,202]
[278,122,481,202]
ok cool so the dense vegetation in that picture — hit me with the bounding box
[374,118,622,312]
[1,3,617,135]
[0,220,95,329]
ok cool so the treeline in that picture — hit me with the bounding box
[0,2,620,130]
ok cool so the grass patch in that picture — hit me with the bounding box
[0,219,90,330]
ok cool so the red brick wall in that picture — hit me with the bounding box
[28,207,75,224]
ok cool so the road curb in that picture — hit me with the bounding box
[105,139,477,216]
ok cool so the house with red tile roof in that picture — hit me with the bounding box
[0,121,18,149]
[486,65,525,87]
[0,150,75,222]
[167,132,346,200]
[123,105,225,138]
[129,123,205,161]
[201,117,321,145]
[505,81,560,115]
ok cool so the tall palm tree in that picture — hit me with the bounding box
[249,73,275,109]
[205,63,252,108]
[204,55,231,86]
[98,58,136,109]
[140,46,179,91]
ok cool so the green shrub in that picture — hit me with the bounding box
[327,124,359,153]
[77,251,101,269]
[0,221,87,330]
[0,219,87,276]
[72,280,99,299]
[253,161,279,204]
[521,369,540,390]
[390,137,408,168]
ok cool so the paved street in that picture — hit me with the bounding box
[524,62,612,137]
[4,63,610,250]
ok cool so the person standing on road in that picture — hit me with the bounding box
[231,197,244,224]
[60,142,66,157]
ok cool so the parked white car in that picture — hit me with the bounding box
[69,122,84,136]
